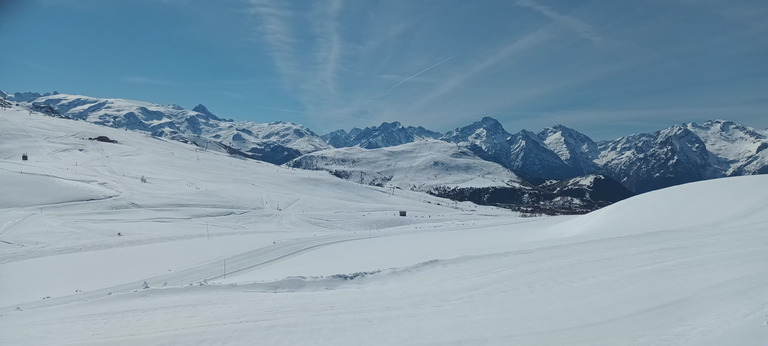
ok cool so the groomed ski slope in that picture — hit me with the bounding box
[1,106,767,345]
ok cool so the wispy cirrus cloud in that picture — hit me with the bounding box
[406,28,551,113]
[247,0,298,84]
[315,0,344,95]
[229,1,768,134]
[247,0,345,112]
[515,0,601,44]
[4,0,765,137]
[388,55,455,91]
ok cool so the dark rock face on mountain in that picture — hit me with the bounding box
[506,130,577,181]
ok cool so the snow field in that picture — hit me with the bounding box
[0,106,506,306]
[1,105,768,345]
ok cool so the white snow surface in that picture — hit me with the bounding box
[287,139,523,189]
[2,105,768,345]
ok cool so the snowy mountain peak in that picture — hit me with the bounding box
[379,121,402,129]
[440,118,580,181]
[439,117,515,174]
[441,116,510,144]
[476,117,508,135]
[406,126,441,140]
[657,124,690,140]
[322,121,440,149]
[480,116,502,127]
[702,119,735,128]
[538,125,599,175]
[695,119,766,140]
[191,104,222,121]
[540,124,593,142]
[507,130,575,181]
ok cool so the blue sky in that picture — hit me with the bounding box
[1,0,766,139]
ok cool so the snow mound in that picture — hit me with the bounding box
[0,172,115,208]
[559,175,768,236]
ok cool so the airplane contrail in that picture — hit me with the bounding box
[388,56,456,91]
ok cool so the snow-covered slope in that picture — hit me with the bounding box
[0,102,499,306]
[557,174,768,237]
[24,93,330,164]
[286,139,523,190]
[2,101,767,345]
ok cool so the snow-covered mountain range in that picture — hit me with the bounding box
[288,139,632,212]
[436,117,768,193]
[4,90,767,203]
[3,92,329,164]
[441,117,577,181]
[321,121,441,149]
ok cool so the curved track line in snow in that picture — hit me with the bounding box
[203,234,370,281]
[1,233,370,311]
